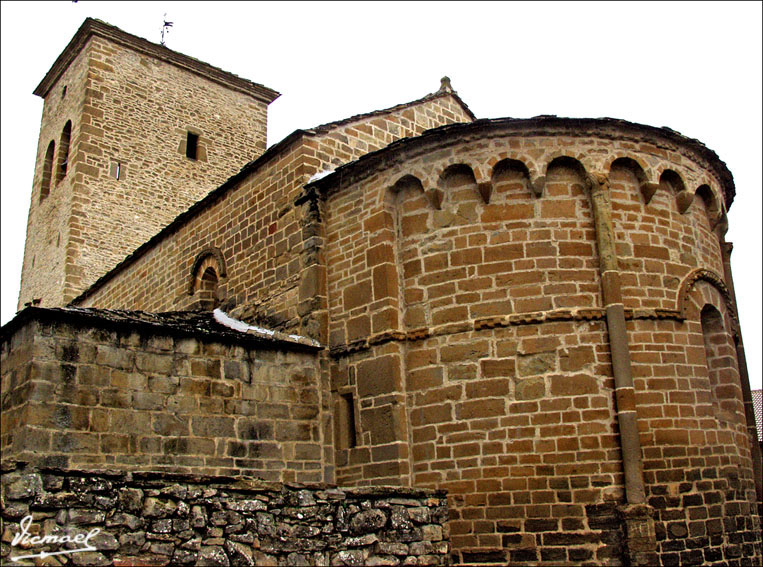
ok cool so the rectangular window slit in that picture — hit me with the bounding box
[186,132,199,160]
[336,392,357,450]
[110,161,122,180]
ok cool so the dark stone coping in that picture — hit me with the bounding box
[0,306,321,352]
[304,116,736,209]
[0,460,447,499]
[34,18,280,104]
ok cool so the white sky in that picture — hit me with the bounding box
[1,1,760,389]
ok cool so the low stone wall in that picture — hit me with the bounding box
[0,463,449,566]
[1,309,323,482]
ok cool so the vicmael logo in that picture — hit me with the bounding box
[10,514,101,562]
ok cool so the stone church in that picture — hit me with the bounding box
[2,17,761,566]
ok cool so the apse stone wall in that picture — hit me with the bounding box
[315,120,760,565]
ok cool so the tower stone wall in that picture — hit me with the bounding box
[19,19,278,309]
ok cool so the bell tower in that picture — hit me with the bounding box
[18,18,279,309]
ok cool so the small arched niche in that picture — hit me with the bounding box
[659,169,686,194]
[391,174,430,231]
[609,157,651,204]
[660,169,693,213]
[437,164,481,226]
[439,164,480,200]
[541,157,589,221]
[491,159,532,199]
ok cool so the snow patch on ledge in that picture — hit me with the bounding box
[213,309,321,348]
[308,169,334,183]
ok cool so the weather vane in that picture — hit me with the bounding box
[160,14,173,46]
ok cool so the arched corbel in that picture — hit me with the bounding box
[695,184,723,230]
[585,171,610,192]
[640,182,660,204]
[408,170,441,210]
[477,181,492,204]
[713,211,728,236]
[676,190,694,214]
[426,188,444,210]
[529,175,545,197]
[542,155,590,197]
[491,158,534,199]
[466,163,492,204]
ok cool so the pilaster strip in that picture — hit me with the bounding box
[587,172,647,509]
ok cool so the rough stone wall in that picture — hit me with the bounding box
[0,464,449,566]
[74,93,473,343]
[319,125,760,564]
[20,34,273,309]
[0,316,322,481]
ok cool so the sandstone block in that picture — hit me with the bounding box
[356,355,402,398]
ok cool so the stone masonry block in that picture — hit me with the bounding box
[357,355,402,398]
[373,264,398,301]
[344,281,372,311]
[136,353,173,374]
[361,405,400,445]
[96,346,134,370]
[191,416,235,438]
[517,352,557,377]
[549,373,599,397]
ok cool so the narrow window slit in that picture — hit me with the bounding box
[186,132,199,160]
[336,392,357,450]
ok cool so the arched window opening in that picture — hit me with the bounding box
[40,140,55,202]
[197,267,219,310]
[57,121,72,182]
[701,304,740,422]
